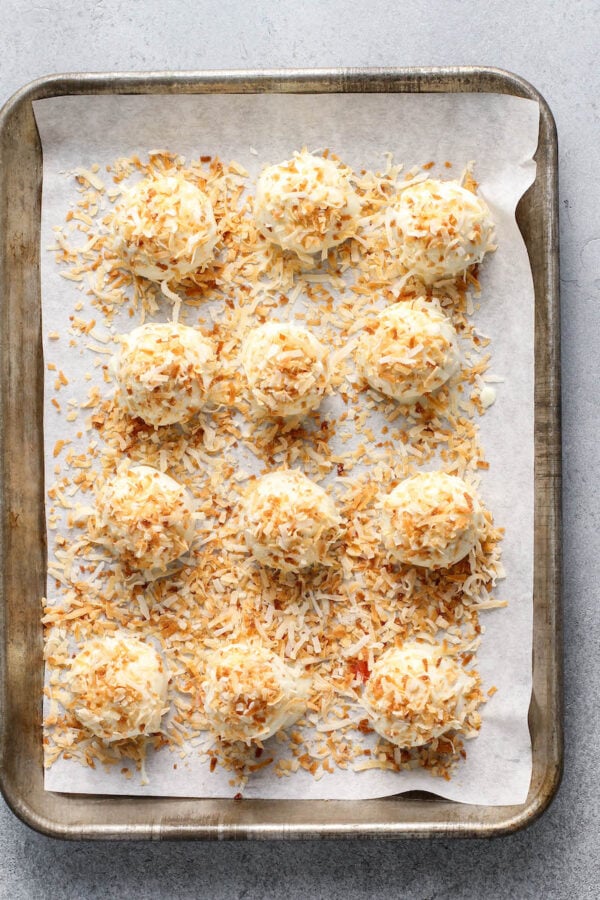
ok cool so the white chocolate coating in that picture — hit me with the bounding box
[243,469,341,572]
[113,322,216,427]
[385,179,495,284]
[356,300,460,403]
[242,322,330,416]
[381,471,484,569]
[69,636,169,742]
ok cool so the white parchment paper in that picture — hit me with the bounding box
[34,92,538,804]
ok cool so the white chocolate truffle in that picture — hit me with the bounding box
[113,322,217,427]
[243,469,341,573]
[202,643,308,744]
[242,322,330,417]
[69,636,169,742]
[90,465,195,579]
[385,179,495,284]
[362,642,479,748]
[254,149,360,260]
[109,173,218,283]
[356,300,460,403]
[381,471,484,569]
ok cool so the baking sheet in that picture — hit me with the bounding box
[33,92,538,805]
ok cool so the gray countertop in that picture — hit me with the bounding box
[0,1,597,897]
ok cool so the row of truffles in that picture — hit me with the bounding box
[89,467,484,580]
[68,635,307,745]
[108,149,495,287]
[112,301,461,427]
[243,469,484,573]
[68,634,477,750]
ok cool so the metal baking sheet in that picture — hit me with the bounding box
[0,67,562,839]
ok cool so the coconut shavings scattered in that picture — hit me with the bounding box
[43,148,506,792]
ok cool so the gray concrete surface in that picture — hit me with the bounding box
[0,1,597,897]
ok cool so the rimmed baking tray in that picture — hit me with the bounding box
[0,67,561,840]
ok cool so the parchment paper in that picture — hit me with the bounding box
[34,92,538,805]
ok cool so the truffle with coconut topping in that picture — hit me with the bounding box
[254,149,360,261]
[90,465,195,579]
[109,172,218,284]
[362,641,479,747]
[201,642,309,744]
[113,322,217,427]
[356,299,460,403]
[242,469,341,572]
[385,179,495,284]
[242,321,330,417]
[69,636,169,742]
[381,471,484,569]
